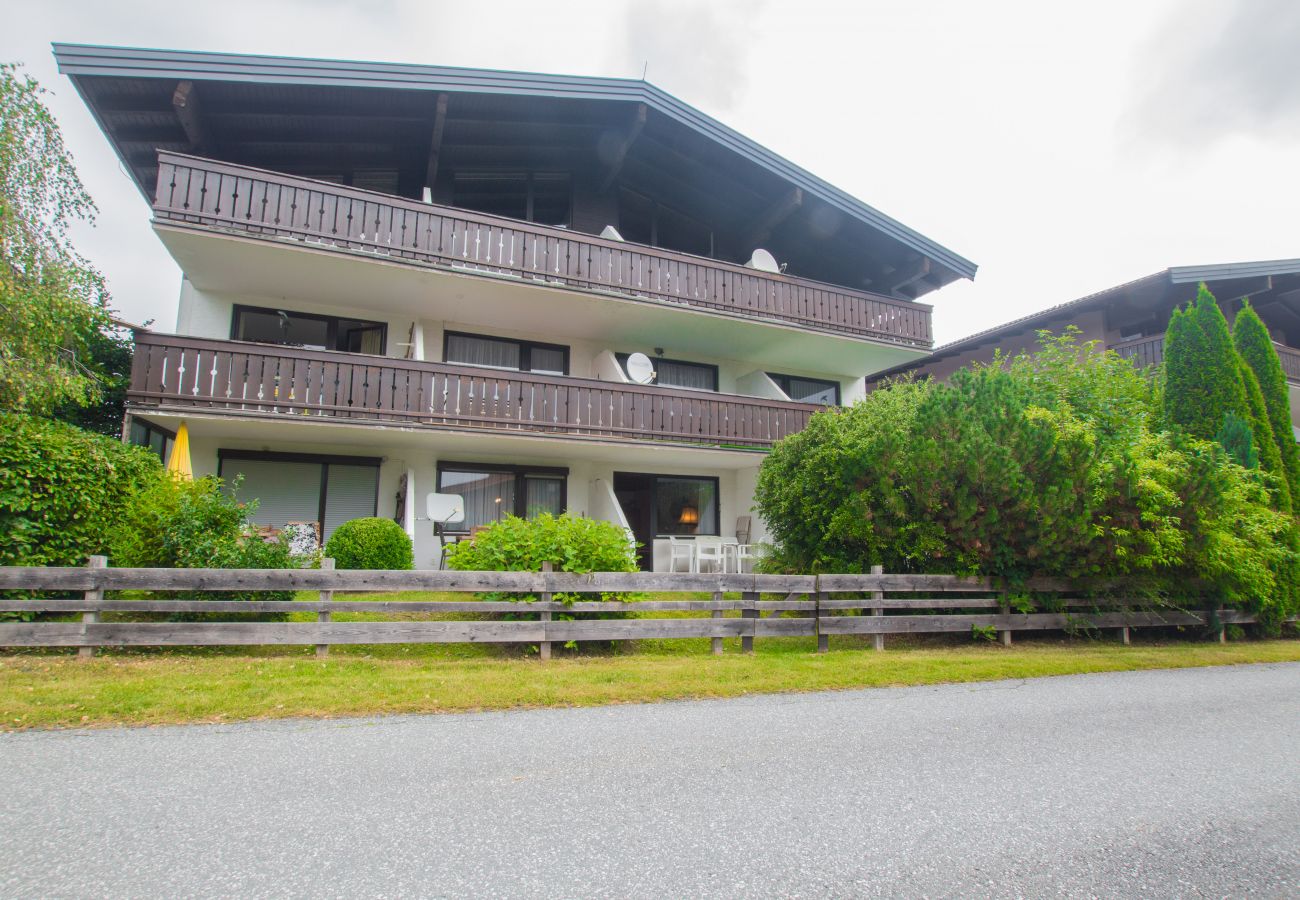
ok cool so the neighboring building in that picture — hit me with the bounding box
[868,260,1300,433]
[57,44,976,568]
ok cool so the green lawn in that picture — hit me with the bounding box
[2,588,1296,730]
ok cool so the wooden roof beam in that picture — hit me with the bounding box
[598,103,647,194]
[424,93,449,192]
[171,81,211,154]
[880,257,931,299]
[743,188,803,249]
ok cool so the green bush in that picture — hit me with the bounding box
[755,330,1297,622]
[446,514,637,650]
[324,517,414,570]
[0,412,161,568]
[109,475,298,606]
[445,513,635,582]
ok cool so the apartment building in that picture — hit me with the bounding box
[57,44,976,568]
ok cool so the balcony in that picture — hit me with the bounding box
[151,152,933,349]
[1111,333,1300,383]
[127,332,822,450]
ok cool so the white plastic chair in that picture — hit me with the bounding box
[667,536,693,573]
[695,537,725,574]
[733,543,759,573]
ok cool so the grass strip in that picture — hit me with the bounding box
[2,639,1297,731]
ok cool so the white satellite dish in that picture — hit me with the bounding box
[600,225,625,242]
[625,352,656,385]
[426,492,465,524]
[745,248,781,273]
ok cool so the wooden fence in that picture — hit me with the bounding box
[0,560,1259,659]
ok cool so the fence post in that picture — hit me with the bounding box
[741,591,758,653]
[871,564,885,652]
[998,589,1012,646]
[1119,625,1131,645]
[316,557,334,659]
[710,589,724,655]
[78,555,107,661]
[1217,608,1226,644]
[816,590,829,653]
[539,561,553,661]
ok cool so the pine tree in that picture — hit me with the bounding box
[1216,411,1258,469]
[1233,300,1300,503]
[1162,284,1248,440]
[1239,359,1290,510]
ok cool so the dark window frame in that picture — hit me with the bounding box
[766,372,842,405]
[615,471,722,537]
[231,304,388,356]
[436,461,569,533]
[451,171,574,227]
[128,418,177,463]
[443,330,571,375]
[217,449,381,532]
[615,353,719,392]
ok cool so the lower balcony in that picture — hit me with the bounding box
[127,331,821,450]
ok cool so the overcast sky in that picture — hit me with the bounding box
[5,0,1299,345]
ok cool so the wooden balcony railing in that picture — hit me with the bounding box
[1110,332,1300,383]
[152,152,932,347]
[127,332,822,450]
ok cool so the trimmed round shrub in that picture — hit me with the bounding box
[325,517,414,570]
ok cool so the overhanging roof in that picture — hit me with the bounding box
[53,43,977,297]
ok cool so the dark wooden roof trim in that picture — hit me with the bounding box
[53,42,977,283]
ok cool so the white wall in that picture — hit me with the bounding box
[180,427,766,570]
[175,281,864,399]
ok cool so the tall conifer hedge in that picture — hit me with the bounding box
[1233,300,1300,503]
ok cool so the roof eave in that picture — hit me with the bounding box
[52,42,978,285]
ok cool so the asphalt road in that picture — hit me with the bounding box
[2,663,1297,898]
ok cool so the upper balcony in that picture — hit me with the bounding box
[152,152,933,350]
[1111,332,1300,384]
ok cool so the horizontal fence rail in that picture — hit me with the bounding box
[1112,331,1300,383]
[152,151,933,347]
[0,563,1266,657]
[127,331,819,450]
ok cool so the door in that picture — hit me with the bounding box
[613,472,655,570]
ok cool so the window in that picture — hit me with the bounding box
[452,172,572,226]
[616,353,718,391]
[618,188,714,257]
[444,331,568,375]
[217,451,380,542]
[767,373,841,405]
[436,463,568,532]
[654,476,719,536]
[232,306,386,356]
[615,472,720,537]
[128,420,175,463]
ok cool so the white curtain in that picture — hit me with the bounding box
[656,360,716,391]
[439,470,517,529]
[446,334,521,370]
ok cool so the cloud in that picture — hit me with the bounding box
[1122,0,1300,147]
[621,1,767,111]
